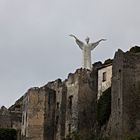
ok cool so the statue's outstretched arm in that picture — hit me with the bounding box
[69,34,84,50]
[90,39,106,50]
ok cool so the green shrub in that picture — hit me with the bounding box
[104,59,113,65]
[125,134,140,140]
[64,132,110,140]
[129,46,140,53]
[97,87,111,126]
[0,128,17,140]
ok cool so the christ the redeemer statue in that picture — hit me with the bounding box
[70,34,106,70]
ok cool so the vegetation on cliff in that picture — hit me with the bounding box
[129,46,140,53]
[0,128,17,140]
[97,87,111,126]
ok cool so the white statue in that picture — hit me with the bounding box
[70,34,106,70]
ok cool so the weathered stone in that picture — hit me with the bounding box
[0,106,11,128]
[43,87,56,140]
[21,87,46,140]
[45,79,65,140]
[64,68,97,138]
[0,97,23,140]
[109,49,140,140]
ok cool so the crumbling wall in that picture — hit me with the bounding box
[110,50,140,140]
[0,106,11,128]
[64,68,97,138]
[21,87,46,140]
[0,99,22,140]
[44,79,67,140]
[78,69,96,135]
[9,97,23,140]
[46,79,63,140]
[43,87,56,140]
[65,70,80,137]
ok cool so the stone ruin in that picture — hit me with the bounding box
[0,46,140,140]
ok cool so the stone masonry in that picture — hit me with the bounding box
[45,79,64,140]
[0,97,23,140]
[65,69,97,137]
[0,106,11,128]
[109,49,140,140]
[21,87,48,140]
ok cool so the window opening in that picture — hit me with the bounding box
[102,72,107,82]
[68,123,71,133]
[69,95,73,110]
[57,102,59,109]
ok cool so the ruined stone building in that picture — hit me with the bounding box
[1,46,140,140]
[0,106,12,128]
[0,97,23,139]
[21,69,97,140]
[109,48,140,140]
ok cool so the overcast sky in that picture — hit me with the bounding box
[0,0,140,107]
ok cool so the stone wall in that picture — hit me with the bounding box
[43,69,98,139]
[0,106,11,128]
[43,87,56,140]
[0,99,22,140]
[44,79,67,140]
[110,49,140,140]
[64,68,97,138]
[65,70,80,136]
[45,79,64,140]
[98,64,112,99]
[21,87,46,140]
[9,97,23,140]
[77,69,96,134]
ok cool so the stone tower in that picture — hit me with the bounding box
[110,49,140,140]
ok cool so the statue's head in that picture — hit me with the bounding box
[85,37,90,44]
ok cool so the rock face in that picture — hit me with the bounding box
[109,49,140,140]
